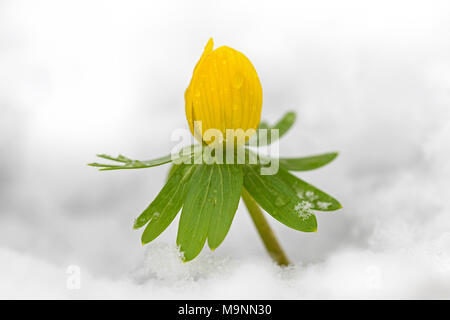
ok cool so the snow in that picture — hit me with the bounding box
[294,201,313,220]
[1,0,450,299]
[317,201,331,210]
[305,191,318,201]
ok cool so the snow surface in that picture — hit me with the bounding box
[1,0,450,299]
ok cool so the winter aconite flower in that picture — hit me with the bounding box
[89,38,342,265]
[185,38,262,144]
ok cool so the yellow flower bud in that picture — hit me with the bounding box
[185,38,263,145]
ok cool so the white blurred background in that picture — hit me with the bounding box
[1,0,450,299]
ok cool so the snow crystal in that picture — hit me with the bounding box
[317,201,332,210]
[294,201,313,220]
[305,191,319,201]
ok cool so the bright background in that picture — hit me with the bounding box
[1,0,450,299]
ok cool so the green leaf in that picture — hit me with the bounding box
[271,111,296,141]
[167,163,179,181]
[243,165,317,232]
[207,164,243,250]
[176,164,215,261]
[137,164,195,245]
[279,152,338,171]
[88,144,199,171]
[277,168,342,211]
[247,111,296,146]
[88,154,172,170]
[257,121,270,130]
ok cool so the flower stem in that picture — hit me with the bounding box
[241,188,291,266]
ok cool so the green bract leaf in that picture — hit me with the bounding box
[176,165,214,261]
[271,111,296,141]
[167,163,179,181]
[243,165,317,232]
[88,145,199,171]
[89,154,172,171]
[176,163,243,261]
[247,111,296,146]
[137,164,195,245]
[257,121,270,130]
[277,168,342,211]
[279,152,338,171]
[207,164,243,250]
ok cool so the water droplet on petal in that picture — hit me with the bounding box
[232,73,244,89]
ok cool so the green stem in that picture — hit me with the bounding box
[241,188,291,266]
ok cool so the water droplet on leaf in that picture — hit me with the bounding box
[275,196,288,207]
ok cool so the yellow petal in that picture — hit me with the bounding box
[185,38,262,144]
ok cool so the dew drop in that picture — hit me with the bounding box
[232,73,244,89]
[274,196,288,207]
